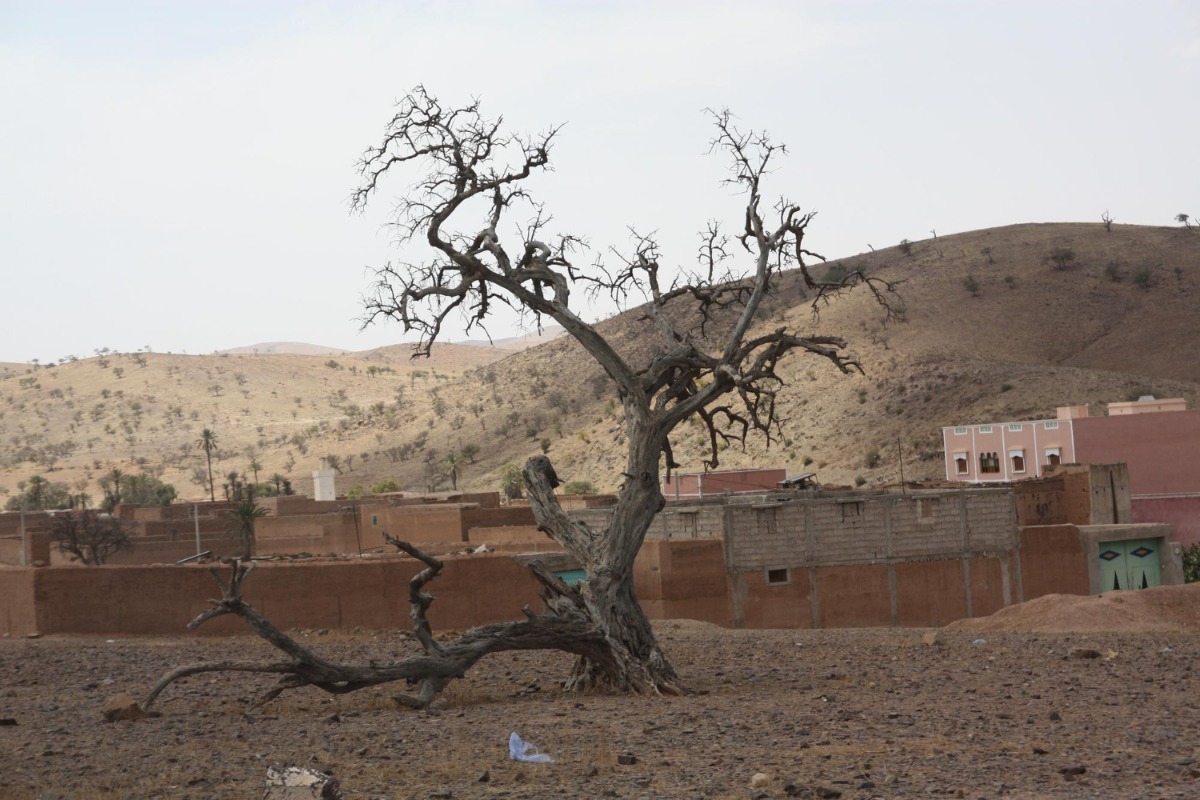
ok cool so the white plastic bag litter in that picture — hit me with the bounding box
[508,731,553,763]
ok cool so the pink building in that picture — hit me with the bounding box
[943,397,1200,545]
[941,405,1085,483]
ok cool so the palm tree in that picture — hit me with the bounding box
[197,429,218,503]
[249,459,262,488]
[100,468,125,511]
[445,451,460,491]
[225,499,267,559]
[26,475,49,510]
[269,473,286,495]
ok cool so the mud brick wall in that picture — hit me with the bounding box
[1019,525,1090,600]
[0,568,36,635]
[19,554,547,637]
[634,539,730,625]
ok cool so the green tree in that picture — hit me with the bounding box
[370,478,403,494]
[225,499,267,559]
[4,475,71,511]
[562,480,597,495]
[99,468,125,511]
[445,451,460,490]
[500,462,524,500]
[198,428,218,503]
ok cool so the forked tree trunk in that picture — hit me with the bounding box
[522,437,682,695]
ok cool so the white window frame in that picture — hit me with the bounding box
[953,452,969,475]
[1008,423,1024,432]
[953,427,968,435]
[979,425,993,434]
[1010,448,1026,473]
[1044,447,1061,466]
[1044,421,1059,430]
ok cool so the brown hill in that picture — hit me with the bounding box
[945,583,1200,633]
[1,223,1197,504]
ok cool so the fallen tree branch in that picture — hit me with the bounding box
[144,541,615,711]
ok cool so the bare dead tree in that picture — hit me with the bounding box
[152,87,900,708]
[50,509,130,565]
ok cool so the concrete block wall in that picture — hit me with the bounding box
[725,490,1017,571]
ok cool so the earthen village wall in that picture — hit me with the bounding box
[0,479,1182,637]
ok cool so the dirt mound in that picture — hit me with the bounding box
[947,583,1200,634]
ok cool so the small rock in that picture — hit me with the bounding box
[783,781,803,797]
[430,790,452,799]
[1067,647,1102,660]
[26,632,43,639]
[0,718,16,726]
[921,631,942,646]
[1059,765,1087,777]
[750,772,770,788]
[815,785,843,799]
[1049,711,1062,721]
[617,752,638,766]
[1033,746,1049,755]
[101,693,145,723]
[582,766,599,778]
[477,770,490,783]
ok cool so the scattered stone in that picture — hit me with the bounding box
[1049,711,1062,721]
[26,632,43,639]
[324,713,341,723]
[921,631,942,646]
[1068,647,1102,659]
[0,718,16,726]
[429,790,452,799]
[101,693,144,723]
[583,766,599,778]
[1059,765,1087,777]
[815,785,843,798]
[263,766,343,800]
[617,752,638,766]
[750,772,770,788]
[783,781,803,797]
[477,770,490,783]
[1033,746,1049,755]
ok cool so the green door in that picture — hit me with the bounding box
[1098,539,1162,591]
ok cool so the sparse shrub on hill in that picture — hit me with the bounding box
[980,246,994,264]
[963,274,980,296]
[864,448,882,469]
[1047,247,1076,270]
[562,480,597,495]
[1133,267,1154,289]
[1175,213,1192,229]
[1104,261,1123,282]
[898,239,913,256]
[1004,275,1016,289]
[1101,210,1113,232]
[4,474,71,511]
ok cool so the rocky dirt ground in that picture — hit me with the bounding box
[3,588,1200,800]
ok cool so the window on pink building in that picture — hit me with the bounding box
[1010,449,1026,473]
[1045,447,1061,467]
[954,453,968,474]
[979,452,1001,474]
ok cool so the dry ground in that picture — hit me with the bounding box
[4,588,1200,799]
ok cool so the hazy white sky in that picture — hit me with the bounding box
[2,1,1197,364]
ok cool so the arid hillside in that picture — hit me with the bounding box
[1,222,1196,503]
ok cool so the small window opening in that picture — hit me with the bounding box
[1010,450,1026,473]
[918,497,940,519]
[954,454,968,475]
[765,568,790,585]
[979,452,1001,474]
